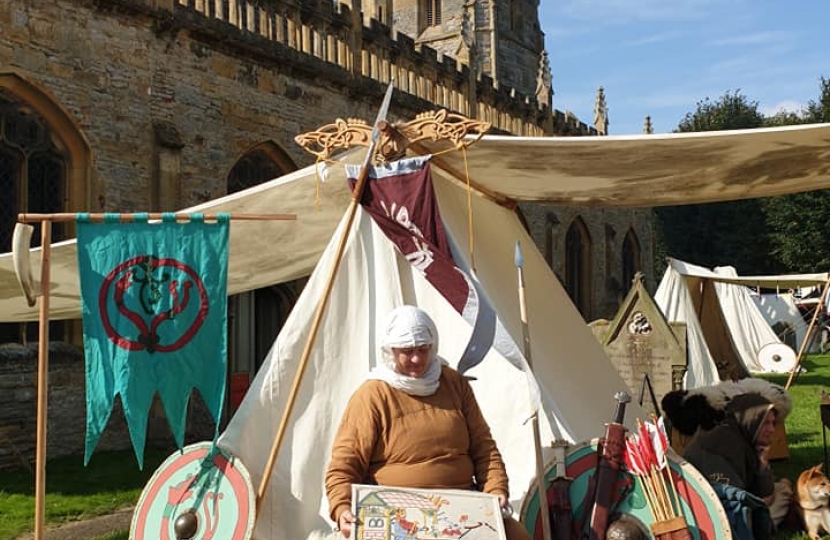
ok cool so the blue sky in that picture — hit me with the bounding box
[541,0,829,135]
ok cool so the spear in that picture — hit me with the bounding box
[515,241,553,540]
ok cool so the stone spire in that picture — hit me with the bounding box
[643,115,654,134]
[593,86,608,135]
[535,49,553,108]
[457,0,477,70]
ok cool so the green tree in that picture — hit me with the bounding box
[803,76,830,123]
[656,81,830,275]
[656,91,772,273]
[760,77,830,272]
[676,90,766,132]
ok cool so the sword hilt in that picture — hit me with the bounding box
[612,391,631,425]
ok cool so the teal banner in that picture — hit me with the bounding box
[76,213,229,468]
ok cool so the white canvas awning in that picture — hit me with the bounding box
[667,258,829,289]
[2,122,830,323]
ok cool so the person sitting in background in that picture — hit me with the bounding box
[682,393,792,539]
[325,305,531,540]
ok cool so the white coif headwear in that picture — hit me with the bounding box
[369,305,444,396]
[381,305,438,350]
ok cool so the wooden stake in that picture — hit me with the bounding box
[34,220,51,540]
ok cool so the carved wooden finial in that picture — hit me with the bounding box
[295,109,491,163]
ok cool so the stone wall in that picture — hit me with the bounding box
[520,204,655,321]
[0,343,214,469]
[0,0,655,467]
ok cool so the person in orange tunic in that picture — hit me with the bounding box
[325,305,531,540]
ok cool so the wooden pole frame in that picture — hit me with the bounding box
[18,212,295,223]
[15,211,294,540]
[33,220,51,540]
[786,276,830,390]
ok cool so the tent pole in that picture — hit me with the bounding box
[34,220,52,540]
[786,276,830,390]
[255,81,395,511]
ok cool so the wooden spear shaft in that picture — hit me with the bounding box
[34,220,52,540]
[255,81,395,511]
[515,241,553,540]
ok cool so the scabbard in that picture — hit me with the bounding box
[587,391,630,540]
[549,477,573,540]
[587,424,626,540]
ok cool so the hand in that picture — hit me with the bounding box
[338,510,357,538]
[756,444,770,466]
[496,494,513,518]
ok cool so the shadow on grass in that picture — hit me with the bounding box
[2,448,168,497]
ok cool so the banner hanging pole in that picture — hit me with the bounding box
[18,213,295,223]
[33,220,52,540]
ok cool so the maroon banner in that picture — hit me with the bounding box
[350,159,470,313]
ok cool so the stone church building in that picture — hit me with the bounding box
[0,0,653,465]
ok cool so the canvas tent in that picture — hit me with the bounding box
[655,258,829,389]
[752,292,815,352]
[216,158,651,538]
[2,124,830,538]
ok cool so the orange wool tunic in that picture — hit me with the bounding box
[325,365,509,522]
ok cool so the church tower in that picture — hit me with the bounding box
[358,0,550,105]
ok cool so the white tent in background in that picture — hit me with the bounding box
[655,258,829,389]
[751,292,814,352]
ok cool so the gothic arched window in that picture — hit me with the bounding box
[565,217,592,318]
[0,91,67,252]
[0,89,71,344]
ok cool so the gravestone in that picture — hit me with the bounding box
[590,273,687,417]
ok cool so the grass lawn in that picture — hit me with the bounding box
[0,448,166,540]
[1,354,829,540]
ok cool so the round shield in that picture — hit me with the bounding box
[519,439,732,540]
[757,342,797,373]
[131,442,256,540]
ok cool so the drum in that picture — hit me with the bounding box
[519,440,732,540]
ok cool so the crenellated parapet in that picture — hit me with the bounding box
[162,0,596,136]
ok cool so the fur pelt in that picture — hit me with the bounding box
[662,378,792,436]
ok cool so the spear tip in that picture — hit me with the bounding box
[514,240,523,268]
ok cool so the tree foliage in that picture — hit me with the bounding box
[656,91,771,273]
[655,81,830,275]
[760,76,830,272]
[676,90,765,132]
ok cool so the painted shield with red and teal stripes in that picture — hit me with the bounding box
[520,439,732,540]
[131,442,255,540]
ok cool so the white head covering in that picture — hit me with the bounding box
[368,305,444,396]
